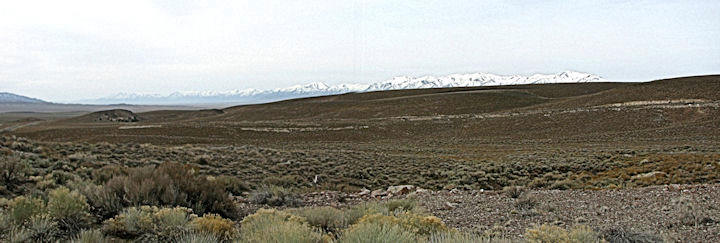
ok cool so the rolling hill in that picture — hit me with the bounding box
[7,75,718,148]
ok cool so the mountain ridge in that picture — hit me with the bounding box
[83,71,603,105]
[0,92,48,104]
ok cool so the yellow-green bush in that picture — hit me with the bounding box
[47,187,92,234]
[103,205,197,241]
[339,218,417,243]
[71,229,107,243]
[287,206,349,234]
[351,213,450,237]
[525,224,602,243]
[178,232,220,243]
[190,213,238,241]
[6,196,46,226]
[239,209,324,243]
[103,206,160,239]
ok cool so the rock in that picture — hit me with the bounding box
[444,201,458,210]
[387,185,415,195]
[371,189,387,198]
[358,188,371,196]
[632,171,667,179]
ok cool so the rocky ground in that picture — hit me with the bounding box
[292,184,720,242]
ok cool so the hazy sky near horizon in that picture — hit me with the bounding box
[1,0,719,102]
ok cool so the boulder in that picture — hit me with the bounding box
[358,188,371,196]
[371,189,387,198]
[387,185,415,195]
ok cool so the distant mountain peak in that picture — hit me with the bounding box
[85,71,604,105]
[0,92,48,104]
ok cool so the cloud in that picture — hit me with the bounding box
[0,0,718,102]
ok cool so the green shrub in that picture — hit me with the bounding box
[6,196,46,225]
[47,187,92,234]
[249,185,301,207]
[190,214,238,241]
[239,209,323,243]
[71,229,107,243]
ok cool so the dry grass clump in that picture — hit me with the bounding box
[238,208,324,243]
[600,228,662,243]
[502,186,526,199]
[190,214,239,241]
[524,224,602,243]
[71,229,108,243]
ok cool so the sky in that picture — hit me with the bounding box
[0,0,719,102]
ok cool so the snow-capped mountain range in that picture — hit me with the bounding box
[84,71,603,105]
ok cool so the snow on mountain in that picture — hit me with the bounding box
[84,71,603,105]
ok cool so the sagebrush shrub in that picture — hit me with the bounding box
[102,162,239,219]
[515,194,539,211]
[103,205,197,241]
[71,181,123,220]
[71,229,108,243]
[178,232,220,243]
[8,214,58,243]
[239,209,323,243]
[502,186,526,199]
[352,213,450,237]
[340,217,417,243]
[288,206,348,234]
[214,175,250,196]
[47,187,92,234]
[0,156,28,193]
[6,196,46,226]
[103,206,157,239]
[249,185,301,207]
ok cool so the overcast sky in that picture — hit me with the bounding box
[1,0,719,102]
